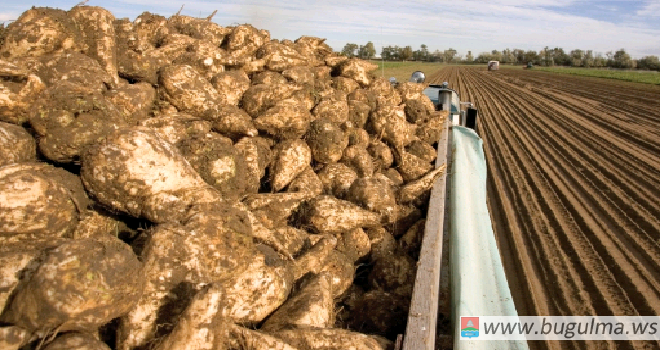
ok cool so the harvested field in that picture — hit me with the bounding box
[430,66,660,349]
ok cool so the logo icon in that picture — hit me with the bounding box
[461,317,479,338]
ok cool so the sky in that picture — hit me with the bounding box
[1,0,659,58]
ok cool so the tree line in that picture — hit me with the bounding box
[340,42,660,71]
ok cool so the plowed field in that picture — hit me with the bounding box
[429,67,660,350]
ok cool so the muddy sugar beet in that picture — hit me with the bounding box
[0,5,448,350]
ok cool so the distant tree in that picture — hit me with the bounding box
[476,52,491,63]
[638,55,660,71]
[383,45,399,61]
[507,49,516,63]
[420,44,429,61]
[358,43,654,69]
[543,46,552,66]
[524,50,540,65]
[414,48,427,61]
[501,49,509,63]
[613,49,632,68]
[552,48,571,66]
[501,49,515,64]
[401,45,413,61]
[381,46,390,60]
[605,51,614,67]
[413,45,424,61]
[490,50,502,62]
[570,49,583,66]
[593,52,606,67]
[444,48,458,63]
[341,43,359,57]
[381,45,400,61]
[358,41,376,59]
[513,49,525,64]
[583,50,594,68]
[431,49,442,62]
[366,41,376,59]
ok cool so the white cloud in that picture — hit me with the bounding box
[637,0,660,16]
[596,4,618,12]
[259,0,660,57]
[2,0,659,56]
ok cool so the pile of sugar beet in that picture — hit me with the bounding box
[0,5,446,350]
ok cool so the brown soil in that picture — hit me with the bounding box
[429,67,660,350]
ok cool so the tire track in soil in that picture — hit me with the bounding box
[466,69,656,347]
[468,69,618,314]
[430,67,660,350]
[433,68,597,350]
[432,68,585,323]
[468,71,611,350]
[474,69,660,314]
[460,68,601,350]
[498,71,660,133]
[484,72,660,178]
[514,88,660,234]
[431,67,550,342]
[478,72,660,252]
[492,68,657,348]
[484,69,658,298]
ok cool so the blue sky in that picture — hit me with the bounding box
[1,0,659,58]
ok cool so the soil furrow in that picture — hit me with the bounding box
[469,70,660,318]
[433,66,660,349]
[465,70,599,316]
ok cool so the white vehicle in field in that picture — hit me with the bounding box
[488,60,500,71]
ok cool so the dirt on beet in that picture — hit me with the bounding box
[0,5,450,350]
